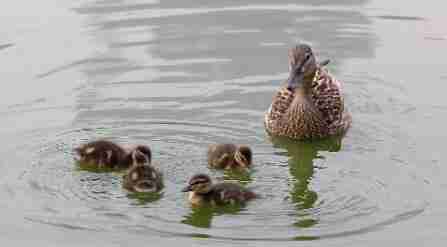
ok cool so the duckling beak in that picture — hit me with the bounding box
[181,185,192,192]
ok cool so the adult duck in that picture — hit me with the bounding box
[265,44,351,140]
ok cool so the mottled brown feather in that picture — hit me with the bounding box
[265,66,351,139]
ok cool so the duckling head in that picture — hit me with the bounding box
[134,145,152,164]
[130,149,151,167]
[126,166,162,193]
[234,145,252,169]
[287,44,317,91]
[182,174,212,194]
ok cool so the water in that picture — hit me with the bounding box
[1,0,446,246]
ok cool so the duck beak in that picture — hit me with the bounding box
[288,52,314,91]
[181,185,192,192]
[319,59,330,67]
[287,70,304,91]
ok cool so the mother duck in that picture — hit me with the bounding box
[265,44,351,140]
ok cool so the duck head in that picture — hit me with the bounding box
[182,174,212,194]
[287,44,318,91]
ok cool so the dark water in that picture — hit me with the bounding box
[1,0,446,246]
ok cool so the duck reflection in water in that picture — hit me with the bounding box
[269,135,342,228]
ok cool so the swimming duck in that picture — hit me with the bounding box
[265,44,351,140]
[182,174,257,206]
[207,144,252,170]
[122,149,163,193]
[74,140,152,169]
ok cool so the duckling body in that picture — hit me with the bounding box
[74,140,152,169]
[123,164,163,193]
[265,44,351,140]
[74,140,125,169]
[207,144,252,170]
[182,174,256,206]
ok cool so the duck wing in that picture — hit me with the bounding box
[265,86,294,128]
[311,67,345,127]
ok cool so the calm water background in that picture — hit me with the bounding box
[1,0,446,246]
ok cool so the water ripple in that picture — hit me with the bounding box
[0,0,432,244]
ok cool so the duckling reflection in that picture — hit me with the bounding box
[222,169,252,185]
[181,200,245,228]
[126,191,163,205]
[269,135,342,228]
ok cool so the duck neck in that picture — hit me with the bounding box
[291,80,315,107]
[286,85,326,137]
[293,84,312,99]
[288,69,318,116]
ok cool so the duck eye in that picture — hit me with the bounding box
[305,53,311,61]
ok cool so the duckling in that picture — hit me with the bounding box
[121,144,152,168]
[265,44,351,140]
[74,140,152,169]
[122,149,163,193]
[182,174,257,206]
[207,144,252,170]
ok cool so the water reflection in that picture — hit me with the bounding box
[222,169,252,185]
[71,0,376,123]
[149,0,375,90]
[269,135,342,228]
[126,191,163,205]
[182,204,245,228]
